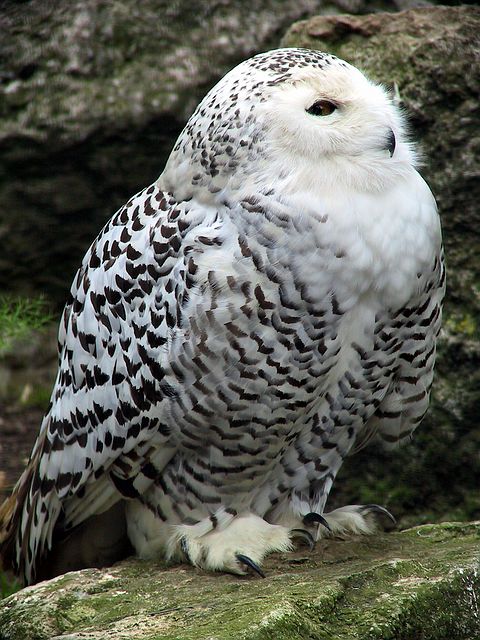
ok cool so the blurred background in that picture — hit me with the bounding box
[0,0,478,554]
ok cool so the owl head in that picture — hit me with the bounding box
[161,48,416,197]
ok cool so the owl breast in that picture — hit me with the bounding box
[156,168,440,495]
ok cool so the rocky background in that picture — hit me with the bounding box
[0,1,479,636]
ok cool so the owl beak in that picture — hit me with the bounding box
[385,129,396,157]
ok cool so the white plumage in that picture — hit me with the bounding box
[0,48,444,584]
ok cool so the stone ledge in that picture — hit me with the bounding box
[0,522,478,639]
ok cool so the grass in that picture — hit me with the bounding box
[0,294,54,357]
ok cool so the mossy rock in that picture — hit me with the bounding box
[0,522,479,639]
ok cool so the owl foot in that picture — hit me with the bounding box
[171,513,293,576]
[321,504,396,538]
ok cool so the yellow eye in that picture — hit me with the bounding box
[306,100,337,117]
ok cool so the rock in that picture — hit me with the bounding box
[0,0,427,305]
[0,522,478,639]
[283,6,480,528]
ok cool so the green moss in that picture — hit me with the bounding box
[0,295,53,358]
[444,312,478,339]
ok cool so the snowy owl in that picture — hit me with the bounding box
[0,48,444,584]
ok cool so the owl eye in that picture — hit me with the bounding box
[306,100,337,117]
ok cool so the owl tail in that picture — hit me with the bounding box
[0,491,16,556]
[0,428,51,585]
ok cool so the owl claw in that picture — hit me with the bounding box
[360,504,396,525]
[291,528,316,550]
[302,512,332,531]
[236,553,266,578]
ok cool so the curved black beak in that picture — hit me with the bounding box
[386,129,396,157]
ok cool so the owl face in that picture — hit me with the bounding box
[263,67,399,157]
[254,60,416,193]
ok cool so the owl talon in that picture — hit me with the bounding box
[360,504,396,525]
[302,512,331,531]
[291,528,316,550]
[236,553,266,578]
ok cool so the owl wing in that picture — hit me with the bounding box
[0,183,205,582]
